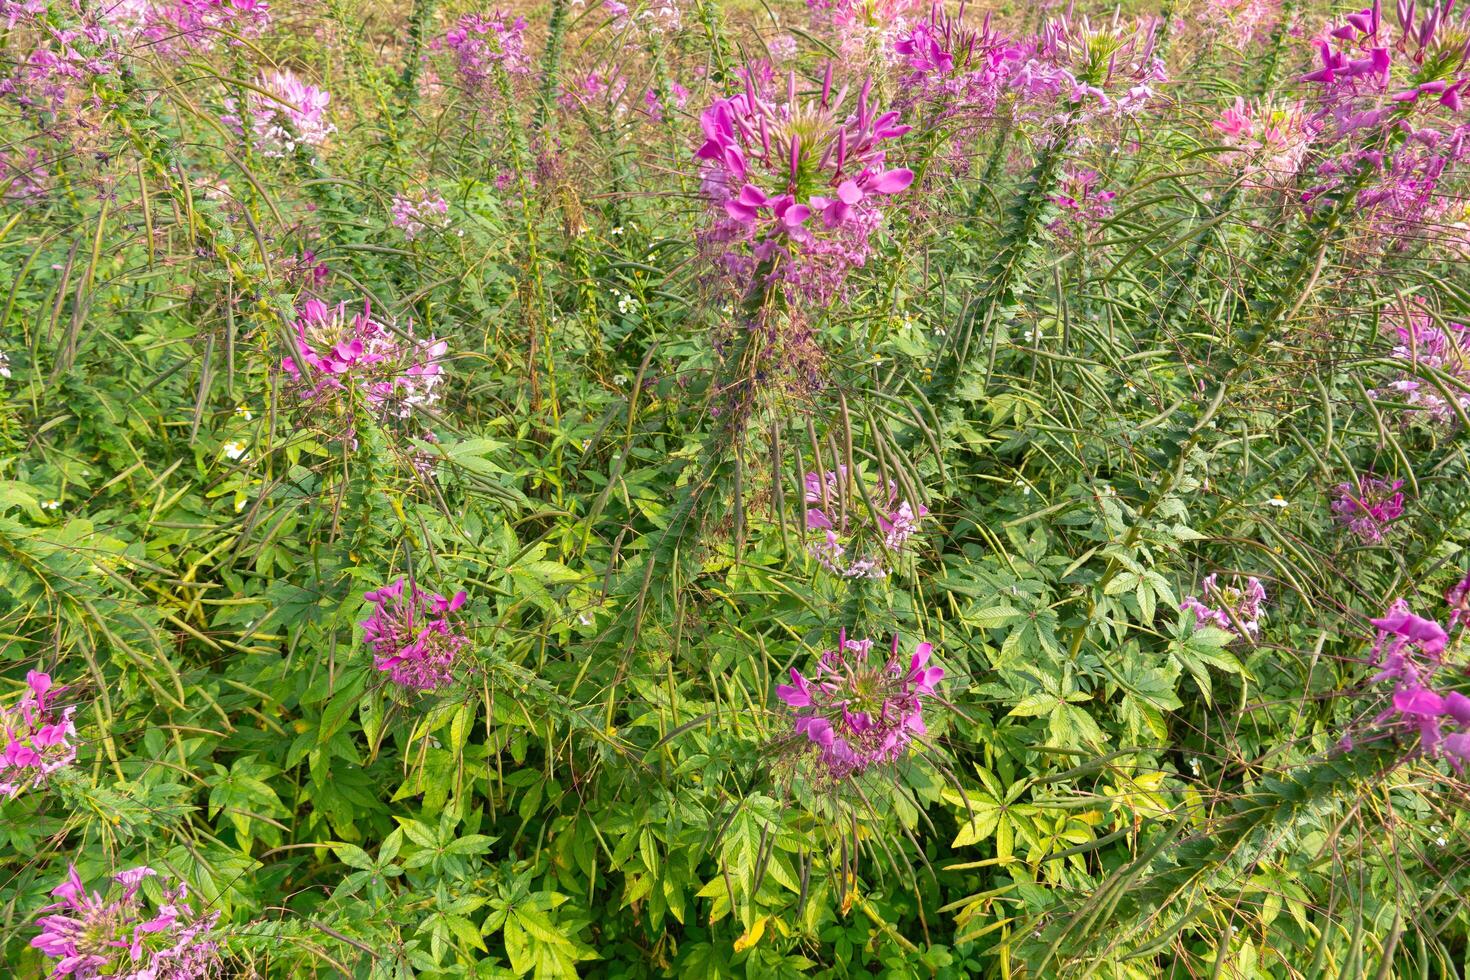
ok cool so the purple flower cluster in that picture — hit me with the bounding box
[1180,574,1268,638]
[694,65,915,305]
[1364,601,1470,771]
[1048,168,1116,237]
[282,299,449,420]
[1299,2,1470,239]
[1446,572,1470,628]
[777,632,943,779]
[360,579,470,691]
[1212,97,1318,185]
[1368,298,1470,427]
[221,70,334,159]
[1,671,76,800]
[31,865,221,979]
[438,11,531,101]
[0,6,122,144]
[107,0,270,57]
[803,467,929,578]
[604,0,683,35]
[1332,473,1405,543]
[1015,12,1166,122]
[390,191,454,241]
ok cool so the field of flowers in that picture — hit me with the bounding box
[2,0,1470,976]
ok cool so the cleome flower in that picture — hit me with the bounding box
[31,864,221,979]
[361,579,470,691]
[221,69,334,159]
[802,466,929,578]
[281,298,448,421]
[1331,472,1405,543]
[776,631,943,779]
[694,64,915,306]
[1360,599,1470,771]
[1180,573,1268,638]
[1,671,76,800]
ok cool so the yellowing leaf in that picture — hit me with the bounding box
[733,915,767,952]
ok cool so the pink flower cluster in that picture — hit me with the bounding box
[894,5,1022,117]
[107,0,270,57]
[0,8,122,136]
[1332,473,1405,543]
[604,0,683,35]
[1014,12,1166,122]
[32,865,220,979]
[803,467,929,578]
[360,579,470,691]
[694,66,915,305]
[1,671,76,800]
[1211,97,1318,185]
[1368,298,1470,427]
[1299,3,1470,239]
[1049,169,1116,236]
[777,632,943,779]
[222,69,334,159]
[1363,600,1469,771]
[390,191,454,241]
[1191,0,1283,49]
[808,0,924,67]
[438,11,531,101]
[1181,574,1268,638]
[282,299,449,421]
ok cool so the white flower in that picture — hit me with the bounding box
[234,405,253,420]
[611,226,624,236]
[1266,495,1289,509]
[41,499,61,511]
[222,440,248,461]
[613,374,629,387]
[0,350,10,379]
[578,611,594,626]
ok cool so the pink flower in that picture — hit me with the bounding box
[1331,473,1405,543]
[31,865,220,978]
[361,578,470,691]
[1181,574,1268,637]
[1,670,77,799]
[694,65,915,305]
[221,69,334,158]
[777,632,942,778]
[282,299,449,420]
[801,467,929,577]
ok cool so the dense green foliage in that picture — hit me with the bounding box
[1,0,1469,977]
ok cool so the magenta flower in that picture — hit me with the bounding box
[802,467,929,578]
[694,65,915,305]
[31,864,220,979]
[282,299,449,420]
[1,671,77,799]
[361,579,470,691]
[106,0,271,57]
[776,632,943,779]
[1331,473,1405,543]
[221,69,335,159]
[1180,574,1268,638]
[1446,572,1470,628]
[390,191,454,241]
[1358,599,1470,770]
[437,11,531,100]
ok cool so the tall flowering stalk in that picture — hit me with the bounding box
[1,671,76,799]
[776,632,943,779]
[360,579,470,691]
[31,865,221,979]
